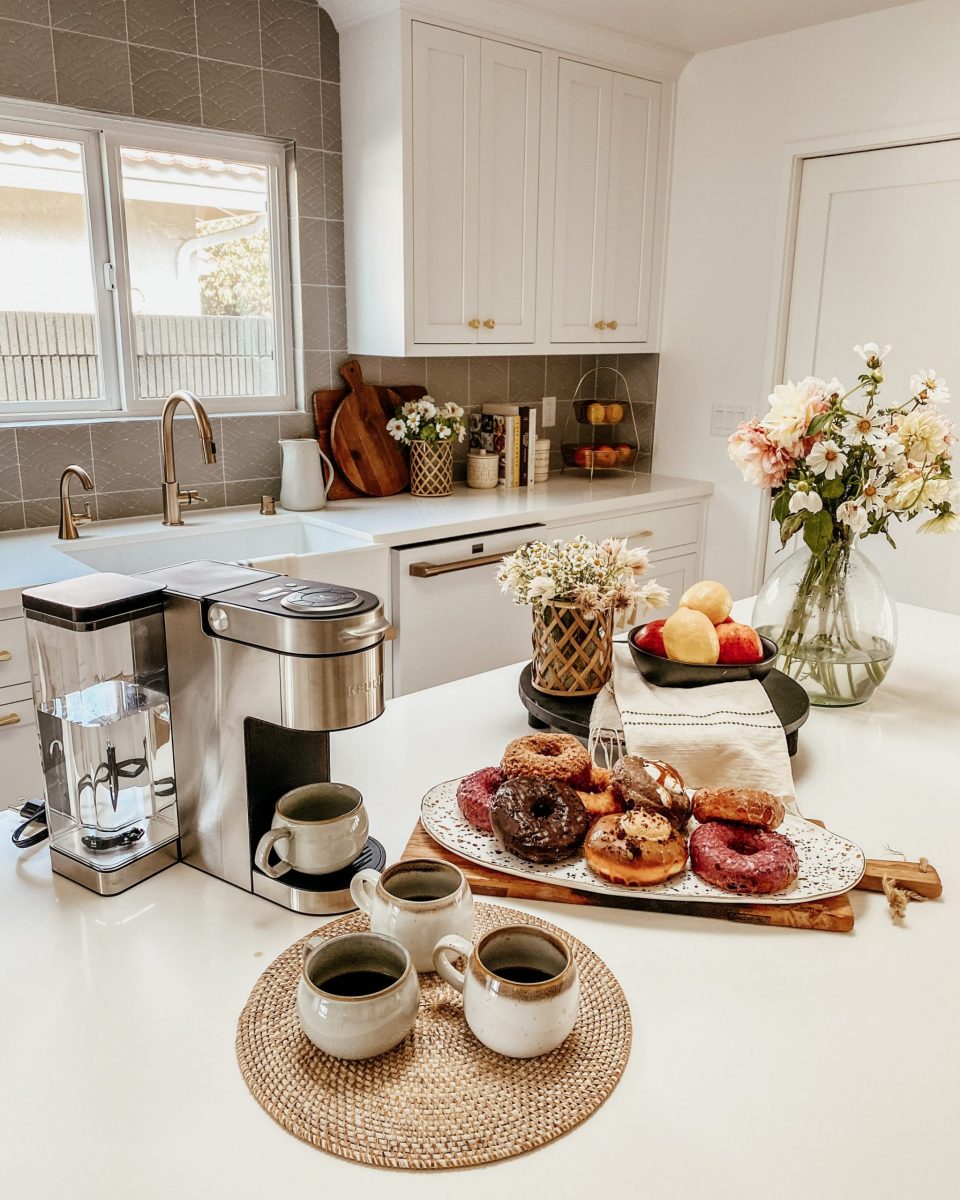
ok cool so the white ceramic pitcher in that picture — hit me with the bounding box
[279,438,334,510]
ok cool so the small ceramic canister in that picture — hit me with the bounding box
[434,924,579,1058]
[255,783,368,879]
[467,449,499,489]
[298,932,420,1060]
[350,858,474,972]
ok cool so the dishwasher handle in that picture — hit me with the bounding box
[409,551,507,578]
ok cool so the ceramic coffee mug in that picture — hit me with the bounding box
[254,783,368,879]
[297,931,420,1060]
[433,925,580,1058]
[350,858,474,972]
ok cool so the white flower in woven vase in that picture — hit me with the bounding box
[762,380,822,455]
[386,418,405,442]
[639,580,670,611]
[910,368,950,404]
[806,439,848,479]
[625,545,650,573]
[898,408,953,464]
[574,583,601,618]
[437,424,451,439]
[788,489,823,514]
[527,575,556,602]
[837,500,869,534]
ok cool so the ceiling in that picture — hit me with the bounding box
[495,0,919,54]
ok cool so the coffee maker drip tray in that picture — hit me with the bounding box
[251,838,386,915]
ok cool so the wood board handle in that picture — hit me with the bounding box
[339,358,364,392]
[859,858,942,899]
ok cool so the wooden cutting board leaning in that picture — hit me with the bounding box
[330,359,410,496]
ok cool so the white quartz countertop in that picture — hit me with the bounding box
[0,602,955,1199]
[0,473,711,609]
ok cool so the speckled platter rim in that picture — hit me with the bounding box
[421,778,865,906]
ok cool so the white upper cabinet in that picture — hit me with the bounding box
[340,11,669,356]
[551,59,660,344]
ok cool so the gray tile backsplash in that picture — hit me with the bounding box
[0,3,658,529]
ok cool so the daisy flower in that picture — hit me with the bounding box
[859,469,888,515]
[854,342,891,365]
[836,500,869,534]
[840,408,891,449]
[806,439,847,479]
[910,369,950,405]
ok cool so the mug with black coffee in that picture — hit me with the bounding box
[297,931,420,1060]
[433,925,579,1058]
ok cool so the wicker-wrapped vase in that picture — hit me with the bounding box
[410,440,453,497]
[531,602,613,696]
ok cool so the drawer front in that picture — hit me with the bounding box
[0,683,42,807]
[546,502,702,555]
[0,616,29,689]
[645,550,699,620]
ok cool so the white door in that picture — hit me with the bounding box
[477,39,541,344]
[779,140,960,613]
[600,72,660,344]
[411,23,480,344]
[550,59,611,343]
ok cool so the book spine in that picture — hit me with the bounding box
[496,415,508,486]
[526,409,537,491]
[519,408,529,486]
[512,415,521,486]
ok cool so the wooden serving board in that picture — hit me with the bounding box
[331,360,410,496]
[402,821,941,934]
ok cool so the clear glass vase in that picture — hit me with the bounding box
[752,542,897,707]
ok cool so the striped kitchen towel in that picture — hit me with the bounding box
[589,643,795,799]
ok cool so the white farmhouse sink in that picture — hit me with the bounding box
[57,508,370,575]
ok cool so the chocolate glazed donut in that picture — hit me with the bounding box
[489,778,590,864]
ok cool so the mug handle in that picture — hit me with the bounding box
[433,934,473,993]
[301,934,324,971]
[349,867,380,915]
[254,828,292,879]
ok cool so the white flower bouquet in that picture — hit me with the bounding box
[497,536,668,626]
[386,396,466,445]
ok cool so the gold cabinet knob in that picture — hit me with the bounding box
[0,650,11,662]
[594,320,607,330]
[0,712,21,728]
[483,318,496,329]
[607,320,618,331]
[468,318,481,329]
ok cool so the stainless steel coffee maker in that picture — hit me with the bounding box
[139,560,389,913]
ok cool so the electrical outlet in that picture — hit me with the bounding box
[541,396,556,427]
[710,404,749,437]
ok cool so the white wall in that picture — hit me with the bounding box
[655,0,960,598]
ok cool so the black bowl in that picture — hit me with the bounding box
[627,625,779,687]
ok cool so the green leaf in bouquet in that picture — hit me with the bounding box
[779,512,804,545]
[803,509,834,557]
[771,488,791,523]
[820,477,845,500]
[805,412,833,437]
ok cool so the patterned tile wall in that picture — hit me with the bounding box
[0,3,659,530]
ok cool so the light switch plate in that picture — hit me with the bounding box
[541,396,556,427]
[710,404,749,437]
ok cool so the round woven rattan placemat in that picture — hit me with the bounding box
[236,902,632,1170]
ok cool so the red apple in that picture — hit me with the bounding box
[716,621,764,665]
[716,616,734,625]
[633,619,667,658]
[573,446,594,468]
[594,444,618,468]
[615,443,634,463]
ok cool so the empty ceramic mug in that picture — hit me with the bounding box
[350,858,474,973]
[298,932,420,1060]
[254,783,368,879]
[433,925,579,1058]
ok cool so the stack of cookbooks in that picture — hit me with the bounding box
[468,403,538,490]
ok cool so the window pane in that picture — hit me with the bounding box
[120,147,277,400]
[0,132,103,405]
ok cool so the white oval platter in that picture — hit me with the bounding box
[421,778,865,906]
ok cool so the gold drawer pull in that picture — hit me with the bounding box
[594,320,607,330]
[483,318,495,330]
[467,318,481,329]
[410,551,507,579]
[607,320,618,331]
[0,712,21,728]
[0,650,11,662]
[631,530,654,539]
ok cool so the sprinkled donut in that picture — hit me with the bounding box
[501,732,592,789]
[689,821,799,894]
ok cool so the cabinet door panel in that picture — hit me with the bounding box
[550,59,611,342]
[412,24,480,344]
[601,73,660,344]
[0,684,42,808]
[643,551,698,621]
[477,40,541,344]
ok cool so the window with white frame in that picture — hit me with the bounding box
[0,100,294,418]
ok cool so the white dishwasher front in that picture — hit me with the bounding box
[391,523,544,695]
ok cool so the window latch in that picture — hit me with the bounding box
[102,262,117,291]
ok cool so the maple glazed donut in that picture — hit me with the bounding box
[456,767,504,832]
[691,787,785,830]
[689,822,799,895]
[501,732,592,789]
[489,777,590,864]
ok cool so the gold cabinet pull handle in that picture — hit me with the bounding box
[594,320,607,330]
[0,712,21,728]
[482,318,496,330]
[410,551,507,579]
[467,318,481,329]
[607,320,618,331]
[0,650,11,662]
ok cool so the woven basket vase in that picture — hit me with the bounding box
[409,440,453,497]
[531,601,613,696]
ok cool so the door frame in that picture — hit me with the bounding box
[752,115,960,591]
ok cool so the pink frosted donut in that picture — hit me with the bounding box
[689,821,799,895]
[456,767,504,832]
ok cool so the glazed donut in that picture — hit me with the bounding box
[692,787,785,830]
[456,766,504,832]
[612,755,691,830]
[575,766,623,817]
[501,732,592,789]
[584,810,688,887]
[489,777,590,864]
[689,821,798,895]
